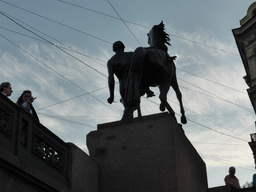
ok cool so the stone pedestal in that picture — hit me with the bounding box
[87,112,208,192]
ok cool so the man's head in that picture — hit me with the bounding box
[0,82,13,96]
[113,41,125,52]
[229,166,236,176]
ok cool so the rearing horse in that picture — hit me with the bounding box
[122,21,187,124]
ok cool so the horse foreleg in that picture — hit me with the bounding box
[171,76,187,124]
[159,85,177,122]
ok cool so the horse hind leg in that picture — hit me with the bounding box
[171,75,187,124]
[159,85,177,122]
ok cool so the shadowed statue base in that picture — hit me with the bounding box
[87,113,207,192]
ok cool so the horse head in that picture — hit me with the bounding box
[147,21,171,52]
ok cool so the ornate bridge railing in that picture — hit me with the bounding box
[0,94,69,188]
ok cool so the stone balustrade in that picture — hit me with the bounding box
[0,93,70,189]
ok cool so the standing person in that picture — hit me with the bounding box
[0,82,13,97]
[16,90,39,122]
[224,166,241,189]
[107,41,154,105]
[253,173,256,187]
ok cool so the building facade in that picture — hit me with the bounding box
[233,2,256,113]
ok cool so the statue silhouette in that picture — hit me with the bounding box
[122,21,187,124]
[107,41,154,117]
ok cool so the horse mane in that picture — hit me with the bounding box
[150,21,171,52]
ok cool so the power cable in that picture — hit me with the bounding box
[1,22,246,93]
[38,112,97,128]
[54,0,144,27]
[0,2,243,87]
[0,33,121,116]
[1,17,250,141]
[177,68,246,94]
[0,1,112,44]
[0,10,108,78]
[180,86,253,115]
[201,153,254,171]
[37,86,108,111]
[0,0,252,142]
[192,142,247,146]
[0,25,107,67]
[3,18,244,98]
[179,78,254,113]
[145,88,250,141]
[0,12,107,66]
[0,22,246,100]
[187,117,248,142]
[144,96,248,142]
[177,86,252,140]
[53,0,239,56]
[0,26,48,43]
[106,0,142,46]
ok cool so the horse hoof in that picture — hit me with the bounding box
[159,103,165,111]
[181,116,187,124]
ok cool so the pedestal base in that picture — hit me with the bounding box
[87,112,208,192]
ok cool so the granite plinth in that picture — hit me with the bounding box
[87,112,208,192]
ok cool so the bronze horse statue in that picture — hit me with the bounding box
[122,21,187,124]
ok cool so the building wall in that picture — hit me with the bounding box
[232,2,256,113]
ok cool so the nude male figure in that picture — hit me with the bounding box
[107,41,154,106]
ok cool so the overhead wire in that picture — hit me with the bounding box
[0,21,247,100]
[0,33,121,116]
[106,0,142,46]
[0,22,245,98]
[0,0,252,144]
[145,96,248,142]
[187,117,248,142]
[2,1,255,183]
[0,0,112,44]
[0,11,122,116]
[37,86,108,111]
[177,68,246,94]
[0,18,249,121]
[192,142,248,146]
[179,78,254,113]
[0,12,107,66]
[200,153,254,172]
[0,10,108,78]
[1,23,247,104]
[0,25,107,67]
[1,12,249,115]
[0,1,244,93]
[38,112,97,129]
[143,85,251,140]
[52,0,239,56]
[0,20,246,102]
[0,0,239,56]
[179,86,253,115]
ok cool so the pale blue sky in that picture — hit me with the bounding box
[0,0,256,188]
